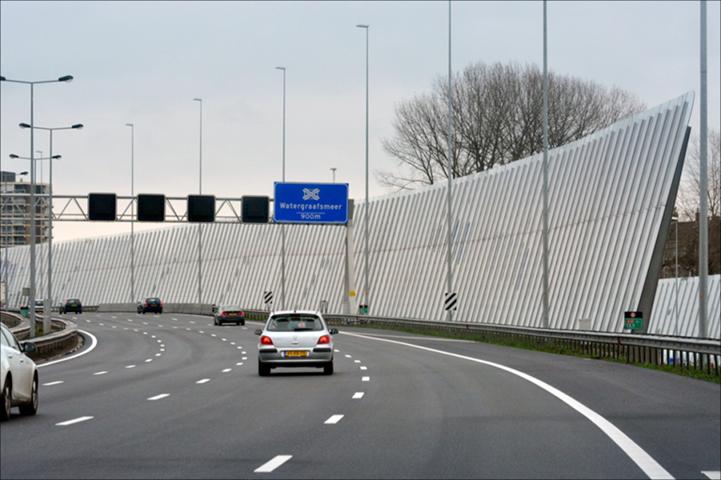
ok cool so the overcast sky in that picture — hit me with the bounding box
[1,1,719,242]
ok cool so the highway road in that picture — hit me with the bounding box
[1,311,719,479]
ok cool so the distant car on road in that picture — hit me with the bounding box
[256,310,337,376]
[1,323,38,421]
[33,300,44,313]
[137,298,163,314]
[214,306,246,326]
[59,298,83,315]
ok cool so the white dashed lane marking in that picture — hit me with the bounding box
[352,392,365,399]
[354,360,361,363]
[362,376,370,382]
[242,357,248,360]
[344,354,352,358]
[147,393,170,401]
[155,353,162,357]
[360,366,368,370]
[702,472,721,480]
[93,371,108,376]
[43,381,64,386]
[145,359,153,363]
[56,416,93,426]
[255,455,293,473]
[236,362,244,366]
[125,365,136,369]
[324,414,344,425]
[196,378,211,384]
[334,349,340,353]
[222,368,232,373]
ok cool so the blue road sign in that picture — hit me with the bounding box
[273,182,349,224]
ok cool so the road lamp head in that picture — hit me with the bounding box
[51,155,62,160]
[9,154,20,159]
[356,24,369,29]
[72,124,84,129]
[58,75,74,83]
[193,98,202,102]
[0,76,5,81]
[19,171,29,175]
[275,66,285,71]
[19,123,32,129]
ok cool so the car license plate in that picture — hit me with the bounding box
[228,312,237,317]
[284,350,309,358]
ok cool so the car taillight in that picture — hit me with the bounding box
[260,335,273,345]
[317,335,330,345]
[220,311,227,317]
[239,311,245,317]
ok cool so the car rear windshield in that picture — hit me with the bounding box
[68,299,80,303]
[147,298,161,303]
[266,315,324,332]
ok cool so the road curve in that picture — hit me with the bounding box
[1,312,718,479]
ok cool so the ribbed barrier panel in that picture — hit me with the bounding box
[3,93,700,335]
[650,274,720,338]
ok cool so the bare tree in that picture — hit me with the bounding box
[677,129,721,221]
[379,62,645,189]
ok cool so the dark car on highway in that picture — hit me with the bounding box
[214,305,246,326]
[137,298,163,314]
[59,299,83,314]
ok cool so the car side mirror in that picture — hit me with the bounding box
[254,329,263,336]
[21,342,36,354]
[329,328,339,335]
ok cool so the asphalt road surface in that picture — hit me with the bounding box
[1,312,719,479]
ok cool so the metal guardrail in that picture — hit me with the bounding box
[1,311,30,340]
[0,310,80,360]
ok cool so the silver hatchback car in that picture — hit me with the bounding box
[256,311,338,376]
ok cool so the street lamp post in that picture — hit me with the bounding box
[8,154,62,335]
[672,212,679,336]
[445,3,454,322]
[698,0,709,339]
[541,0,551,329]
[275,66,287,309]
[20,123,82,331]
[193,98,203,305]
[1,74,73,337]
[356,24,370,315]
[124,123,135,303]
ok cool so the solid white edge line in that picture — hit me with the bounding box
[56,416,93,426]
[341,331,674,480]
[702,472,721,480]
[324,414,344,424]
[38,330,98,369]
[255,455,293,473]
